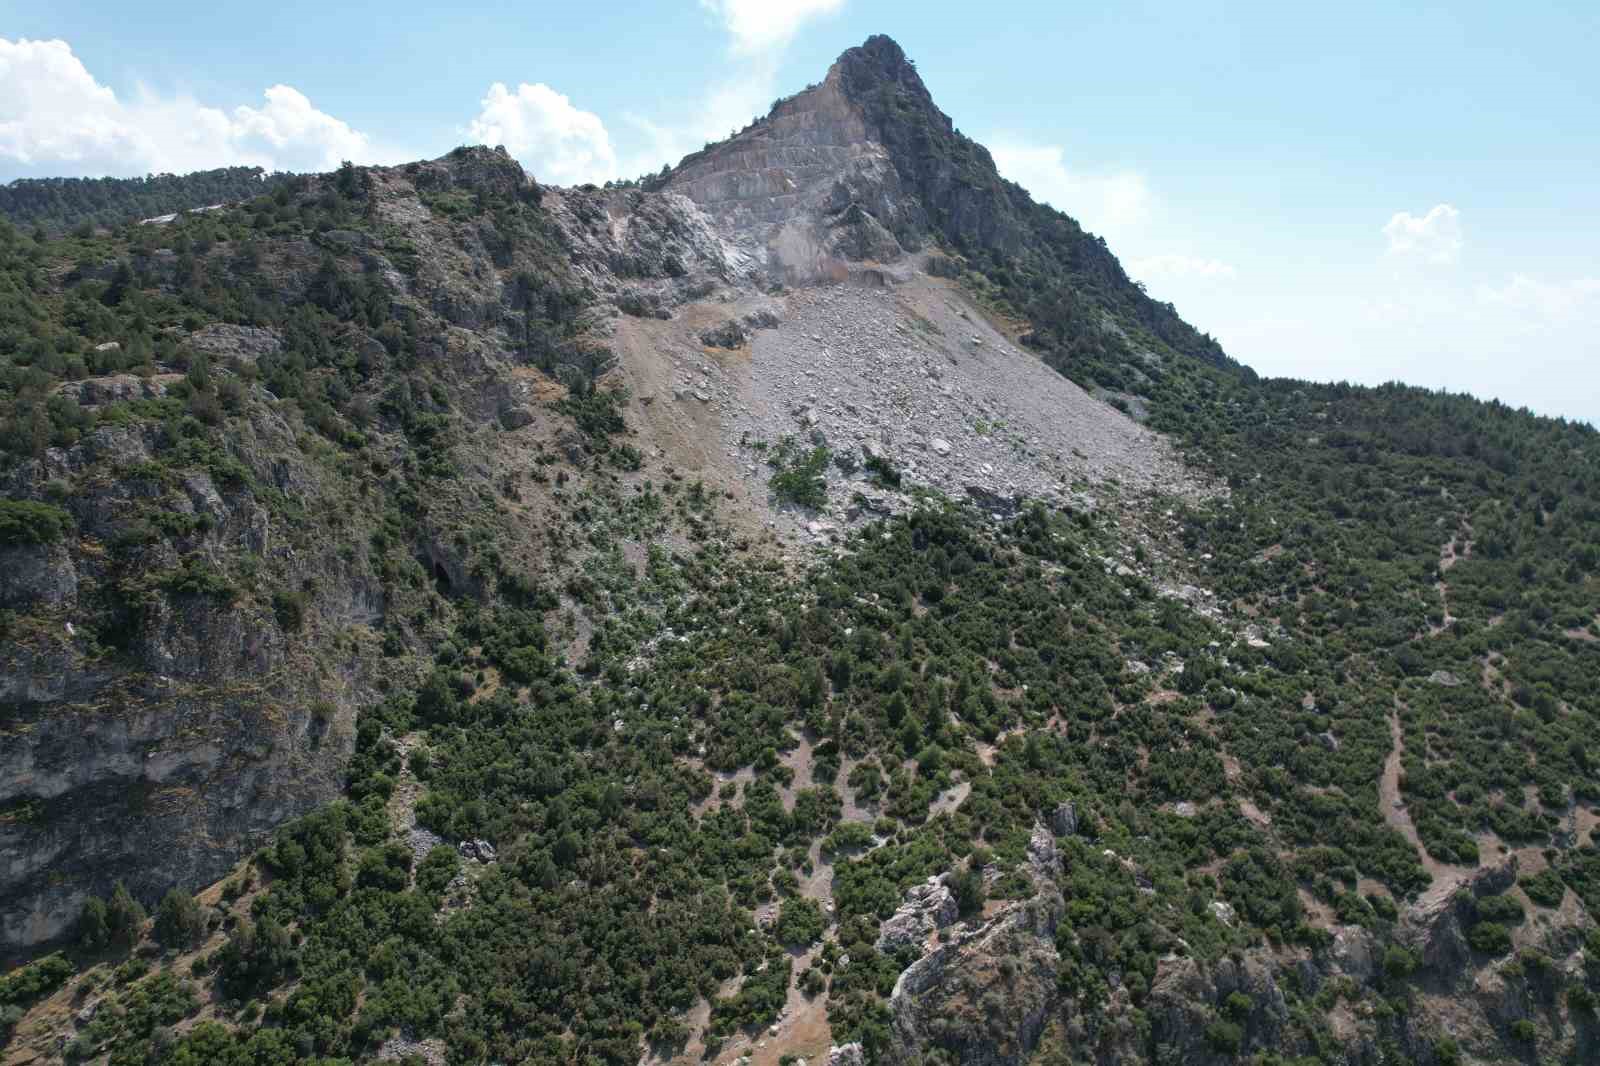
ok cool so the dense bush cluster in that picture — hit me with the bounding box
[0,167,299,234]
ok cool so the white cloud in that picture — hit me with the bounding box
[699,0,846,55]
[1477,275,1600,321]
[466,82,617,186]
[1194,258,1600,422]
[631,0,845,172]
[987,138,1151,240]
[0,37,386,176]
[1129,254,1236,282]
[475,1,844,184]
[1382,203,1462,265]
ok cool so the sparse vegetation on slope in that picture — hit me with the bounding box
[3,35,1599,1066]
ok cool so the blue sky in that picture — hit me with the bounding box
[3,0,1597,421]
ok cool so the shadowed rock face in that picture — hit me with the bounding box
[833,35,1021,257]
[0,417,369,957]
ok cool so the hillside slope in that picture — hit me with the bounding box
[2,34,1598,1066]
[0,169,299,235]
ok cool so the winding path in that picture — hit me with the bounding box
[1380,708,1477,906]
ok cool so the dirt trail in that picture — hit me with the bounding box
[652,736,869,1066]
[1380,709,1477,905]
[779,733,817,812]
[1429,531,1472,634]
[690,765,757,818]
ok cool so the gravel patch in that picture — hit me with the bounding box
[663,275,1211,544]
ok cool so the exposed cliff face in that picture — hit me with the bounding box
[664,68,914,284]
[659,34,1232,379]
[833,36,1019,257]
[0,403,373,954]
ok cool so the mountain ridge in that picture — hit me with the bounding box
[0,34,1597,1066]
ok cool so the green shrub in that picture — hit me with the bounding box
[153,889,206,949]
[951,865,986,916]
[767,437,830,509]
[1381,945,1419,978]
[1467,921,1512,954]
[160,559,236,601]
[1520,868,1565,908]
[772,898,826,947]
[271,588,309,632]
[0,499,73,546]
[107,882,147,946]
[77,897,110,950]
[1204,1018,1243,1052]
[0,952,73,1005]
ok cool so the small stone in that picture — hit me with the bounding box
[930,438,951,457]
[498,405,535,430]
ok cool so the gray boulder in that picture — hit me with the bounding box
[876,876,959,952]
[699,321,748,349]
[827,1045,865,1066]
[1051,801,1077,836]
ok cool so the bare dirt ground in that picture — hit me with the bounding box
[653,729,903,1066]
[1575,805,1600,847]
[1380,709,1480,905]
[928,780,972,818]
[779,733,818,812]
[1237,797,1272,829]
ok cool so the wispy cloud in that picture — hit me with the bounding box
[1477,274,1600,321]
[987,138,1151,241]
[1189,205,1598,422]
[0,37,398,176]
[698,0,846,55]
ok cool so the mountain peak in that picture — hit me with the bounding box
[832,34,939,119]
[658,33,1230,372]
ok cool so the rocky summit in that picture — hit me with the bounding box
[3,33,1599,1066]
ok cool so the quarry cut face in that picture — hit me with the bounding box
[665,67,914,282]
